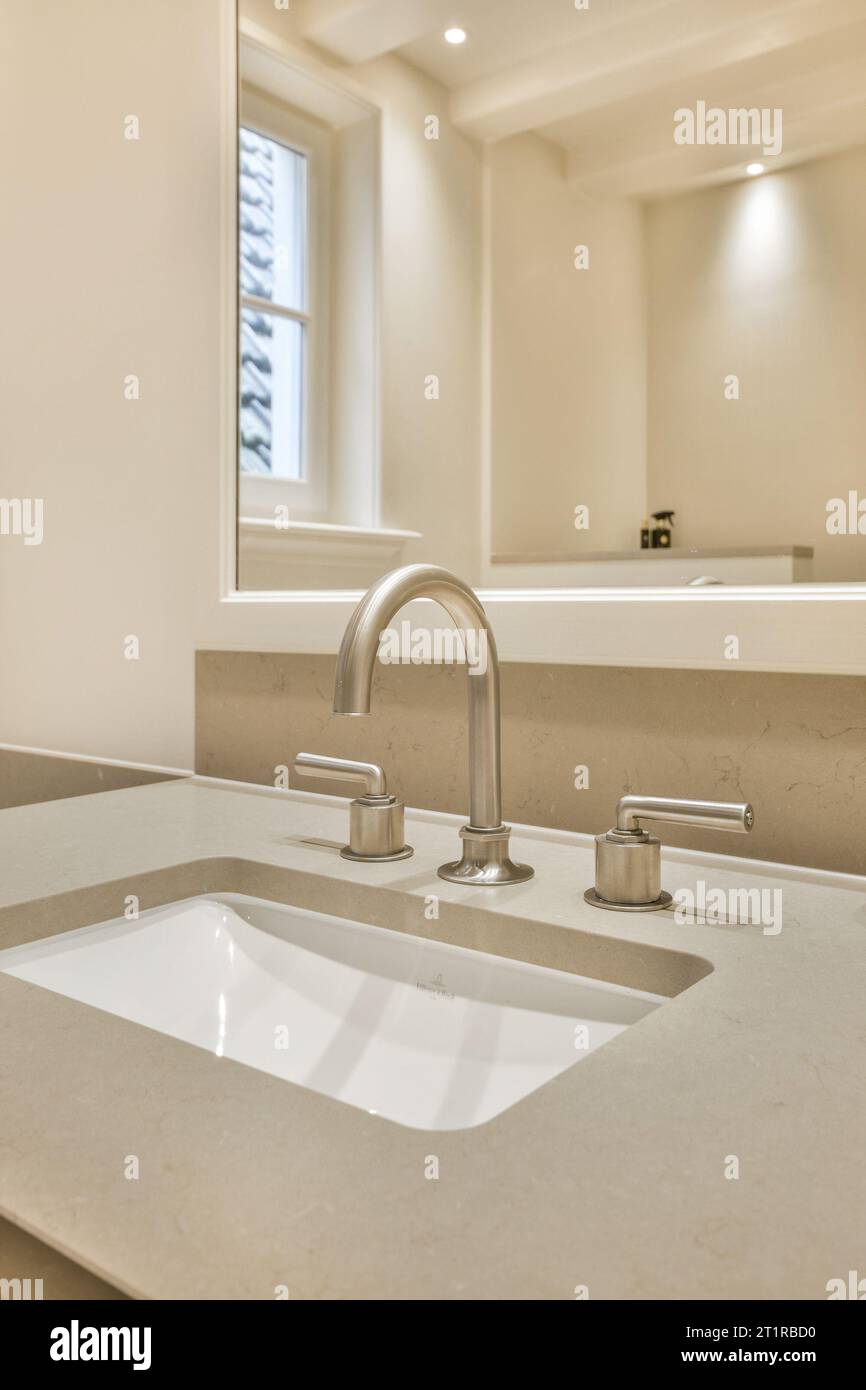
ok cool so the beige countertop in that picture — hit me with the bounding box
[0,776,864,1300]
[491,545,814,563]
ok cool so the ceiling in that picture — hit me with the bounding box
[294,0,866,197]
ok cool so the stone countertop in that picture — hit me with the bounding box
[491,545,814,563]
[0,777,864,1300]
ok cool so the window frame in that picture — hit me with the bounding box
[238,88,332,522]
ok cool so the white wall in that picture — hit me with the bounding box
[363,50,482,581]
[0,0,226,768]
[0,0,483,766]
[487,133,647,558]
[647,145,866,582]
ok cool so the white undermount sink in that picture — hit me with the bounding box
[0,894,664,1130]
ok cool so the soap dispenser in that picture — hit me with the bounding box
[651,510,675,548]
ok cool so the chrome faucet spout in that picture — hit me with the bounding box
[333,564,533,885]
[334,564,499,826]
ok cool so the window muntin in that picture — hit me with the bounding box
[239,127,308,483]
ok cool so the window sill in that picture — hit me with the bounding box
[236,519,424,590]
[238,518,422,563]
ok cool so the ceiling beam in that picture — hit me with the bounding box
[449,0,866,142]
[296,0,469,65]
[565,75,866,198]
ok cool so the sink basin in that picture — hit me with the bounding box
[0,893,664,1131]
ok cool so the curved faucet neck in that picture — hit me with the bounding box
[333,564,502,830]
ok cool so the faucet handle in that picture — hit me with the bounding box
[292,753,413,863]
[293,752,389,799]
[615,795,754,835]
[585,793,754,913]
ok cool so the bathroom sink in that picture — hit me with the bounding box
[0,894,664,1131]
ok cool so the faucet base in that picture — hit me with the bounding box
[341,844,414,863]
[583,888,673,913]
[438,825,534,886]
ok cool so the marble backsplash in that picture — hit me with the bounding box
[196,653,866,875]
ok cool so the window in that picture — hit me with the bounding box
[235,65,381,584]
[237,95,331,522]
[239,128,308,484]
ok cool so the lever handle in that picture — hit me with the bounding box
[615,795,753,834]
[586,793,756,913]
[291,753,412,862]
[293,753,388,800]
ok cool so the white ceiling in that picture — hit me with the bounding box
[295,0,866,196]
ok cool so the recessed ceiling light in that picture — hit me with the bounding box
[746,162,765,176]
[444,27,467,45]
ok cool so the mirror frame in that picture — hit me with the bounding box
[201,4,866,678]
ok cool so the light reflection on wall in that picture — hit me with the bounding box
[718,173,798,290]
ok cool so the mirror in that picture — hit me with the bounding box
[236,0,866,592]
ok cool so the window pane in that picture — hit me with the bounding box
[239,308,304,480]
[239,127,307,312]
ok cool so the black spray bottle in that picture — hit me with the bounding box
[651,510,675,548]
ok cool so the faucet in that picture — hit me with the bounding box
[333,563,533,885]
